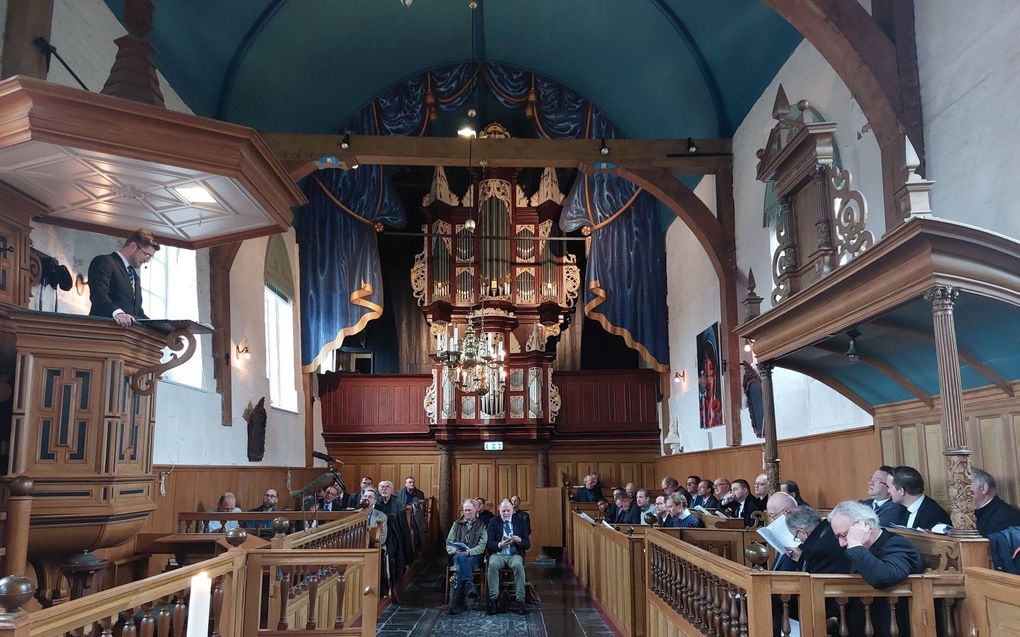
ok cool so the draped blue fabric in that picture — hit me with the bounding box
[301,60,668,371]
[295,161,406,370]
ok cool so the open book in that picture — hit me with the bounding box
[447,541,470,551]
[579,512,596,524]
[694,505,729,518]
[756,513,800,555]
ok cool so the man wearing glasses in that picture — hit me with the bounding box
[246,488,280,535]
[88,228,160,326]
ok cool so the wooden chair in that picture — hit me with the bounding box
[444,560,486,605]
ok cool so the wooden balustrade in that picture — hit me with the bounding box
[242,549,379,637]
[1,475,33,578]
[176,512,358,534]
[269,512,371,551]
[645,527,968,636]
[963,567,1020,636]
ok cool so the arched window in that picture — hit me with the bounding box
[264,235,298,411]
[140,245,204,387]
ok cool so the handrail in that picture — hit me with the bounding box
[177,511,357,533]
[271,511,371,550]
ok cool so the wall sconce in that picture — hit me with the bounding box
[235,336,252,361]
[673,370,686,383]
[75,273,89,296]
[743,338,754,352]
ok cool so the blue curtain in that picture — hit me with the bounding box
[300,61,668,372]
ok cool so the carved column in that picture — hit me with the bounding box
[438,444,454,535]
[813,165,836,274]
[536,446,550,488]
[758,361,780,494]
[924,286,977,533]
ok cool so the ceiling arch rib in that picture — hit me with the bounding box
[811,342,934,409]
[214,0,288,120]
[649,0,731,136]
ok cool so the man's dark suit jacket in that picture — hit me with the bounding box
[88,253,147,318]
[574,486,603,503]
[906,495,951,530]
[845,530,925,637]
[486,515,531,557]
[725,495,764,527]
[799,520,853,574]
[319,494,349,511]
[862,498,908,527]
[691,494,720,509]
[613,504,641,525]
[976,495,1020,537]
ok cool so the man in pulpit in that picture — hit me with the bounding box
[88,228,160,326]
[486,499,531,616]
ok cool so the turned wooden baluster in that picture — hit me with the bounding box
[67,626,85,637]
[697,569,708,628]
[739,589,749,637]
[862,597,874,636]
[210,576,225,637]
[121,609,138,637]
[689,566,699,623]
[712,576,723,637]
[666,555,676,609]
[719,581,730,637]
[939,598,957,637]
[172,595,187,637]
[278,567,292,631]
[677,558,687,615]
[888,599,900,637]
[156,598,171,637]
[334,566,348,629]
[140,602,156,637]
[835,597,849,637]
[304,572,320,629]
[98,615,114,637]
[649,548,659,596]
[729,589,739,637]
[779,594,792,637]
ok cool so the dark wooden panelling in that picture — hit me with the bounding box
[553,370,660,435]
[319,373,432,435]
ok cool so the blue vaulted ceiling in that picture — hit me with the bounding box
[104,0,801,137]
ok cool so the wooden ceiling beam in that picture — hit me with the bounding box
[262,134,731,174]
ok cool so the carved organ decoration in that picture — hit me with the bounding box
[756,85,874,305]
[413,123,579,438]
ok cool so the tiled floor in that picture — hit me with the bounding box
[375,557,616,636]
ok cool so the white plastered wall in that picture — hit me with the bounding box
[25,0,309,466]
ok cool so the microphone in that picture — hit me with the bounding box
[312,450,336,463]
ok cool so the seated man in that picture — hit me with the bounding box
[509,494,531,535]
[574,474,603,502]
[486,499,531,616]
[888,466,950,530]
[294,495,319,531]
[862,465,908,526]
[686,475,702,499]
[636,489,655,524]
[319,485,348,512]
[348,476,374,509]
[713,477,733,507]
[623,482,637,499]
[660,476,681,496]
[245,488,279,535]
[476,497,495,525]
[663,492,703,528]
[780,480,808,506]
[786,506,852,574]
[363,488,388,547]
[207,492,241,533]
[692,480,720,509]
[754,473,771,506]
[396,476,426,508]
[723,479,764,527]
[829,500,925,637]
[653,495,668,525]
[765,492,799,571]
[446,499,488,615]
[972,467,1020,537]
[612,491,641,525]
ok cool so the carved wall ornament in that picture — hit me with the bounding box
[548,368,561,423]
[531,167,564,206]
[421,166,461,207]
[830,167,875,265]
[770,205,794,305]
[424,370,437,425]
[410,248,427,305]
[244,397,268,462]
[475,179,512,208]
[563,256,581,307]
[924,285,959,312]
[130,327,197,396]
[944,453,977,531]
[515,183,530,208]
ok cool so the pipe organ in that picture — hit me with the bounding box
[411,124,580,440]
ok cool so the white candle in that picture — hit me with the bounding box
[187,572,212,637]
[453,326,459,345]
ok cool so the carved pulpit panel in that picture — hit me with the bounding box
[757,86,873,304]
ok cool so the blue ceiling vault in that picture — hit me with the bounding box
[103,0,801,137]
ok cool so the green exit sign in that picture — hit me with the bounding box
[483,441,503,451]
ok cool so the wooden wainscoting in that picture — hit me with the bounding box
[143,465,322,535]
[327,446,443,503]
[550,442,661,490]
[876,383,1020,508]
[655,427,879,508]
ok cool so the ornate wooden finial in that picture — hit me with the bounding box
[101,0,166,108]
[772,84,790,120]
[743,269,763,320]
[895,136,934,218]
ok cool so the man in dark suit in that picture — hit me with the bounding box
[862,465,908,526]
[888,466,950,530]
[318,485,348,512]
[486,499,531,616]
[574,474,603,502]
[972,468,1020,537]
[723,479,764,527]
[88,228,160,326]
[830,500,925,637]
[347,476,373,509]
[396,476,425,508]
[612,492,641,525]
[765,493,800,571]
[691,480,720,509]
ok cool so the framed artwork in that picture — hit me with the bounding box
[697,323,724,429]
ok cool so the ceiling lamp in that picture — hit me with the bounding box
[845,329,861,363]
[437,322,506,396]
